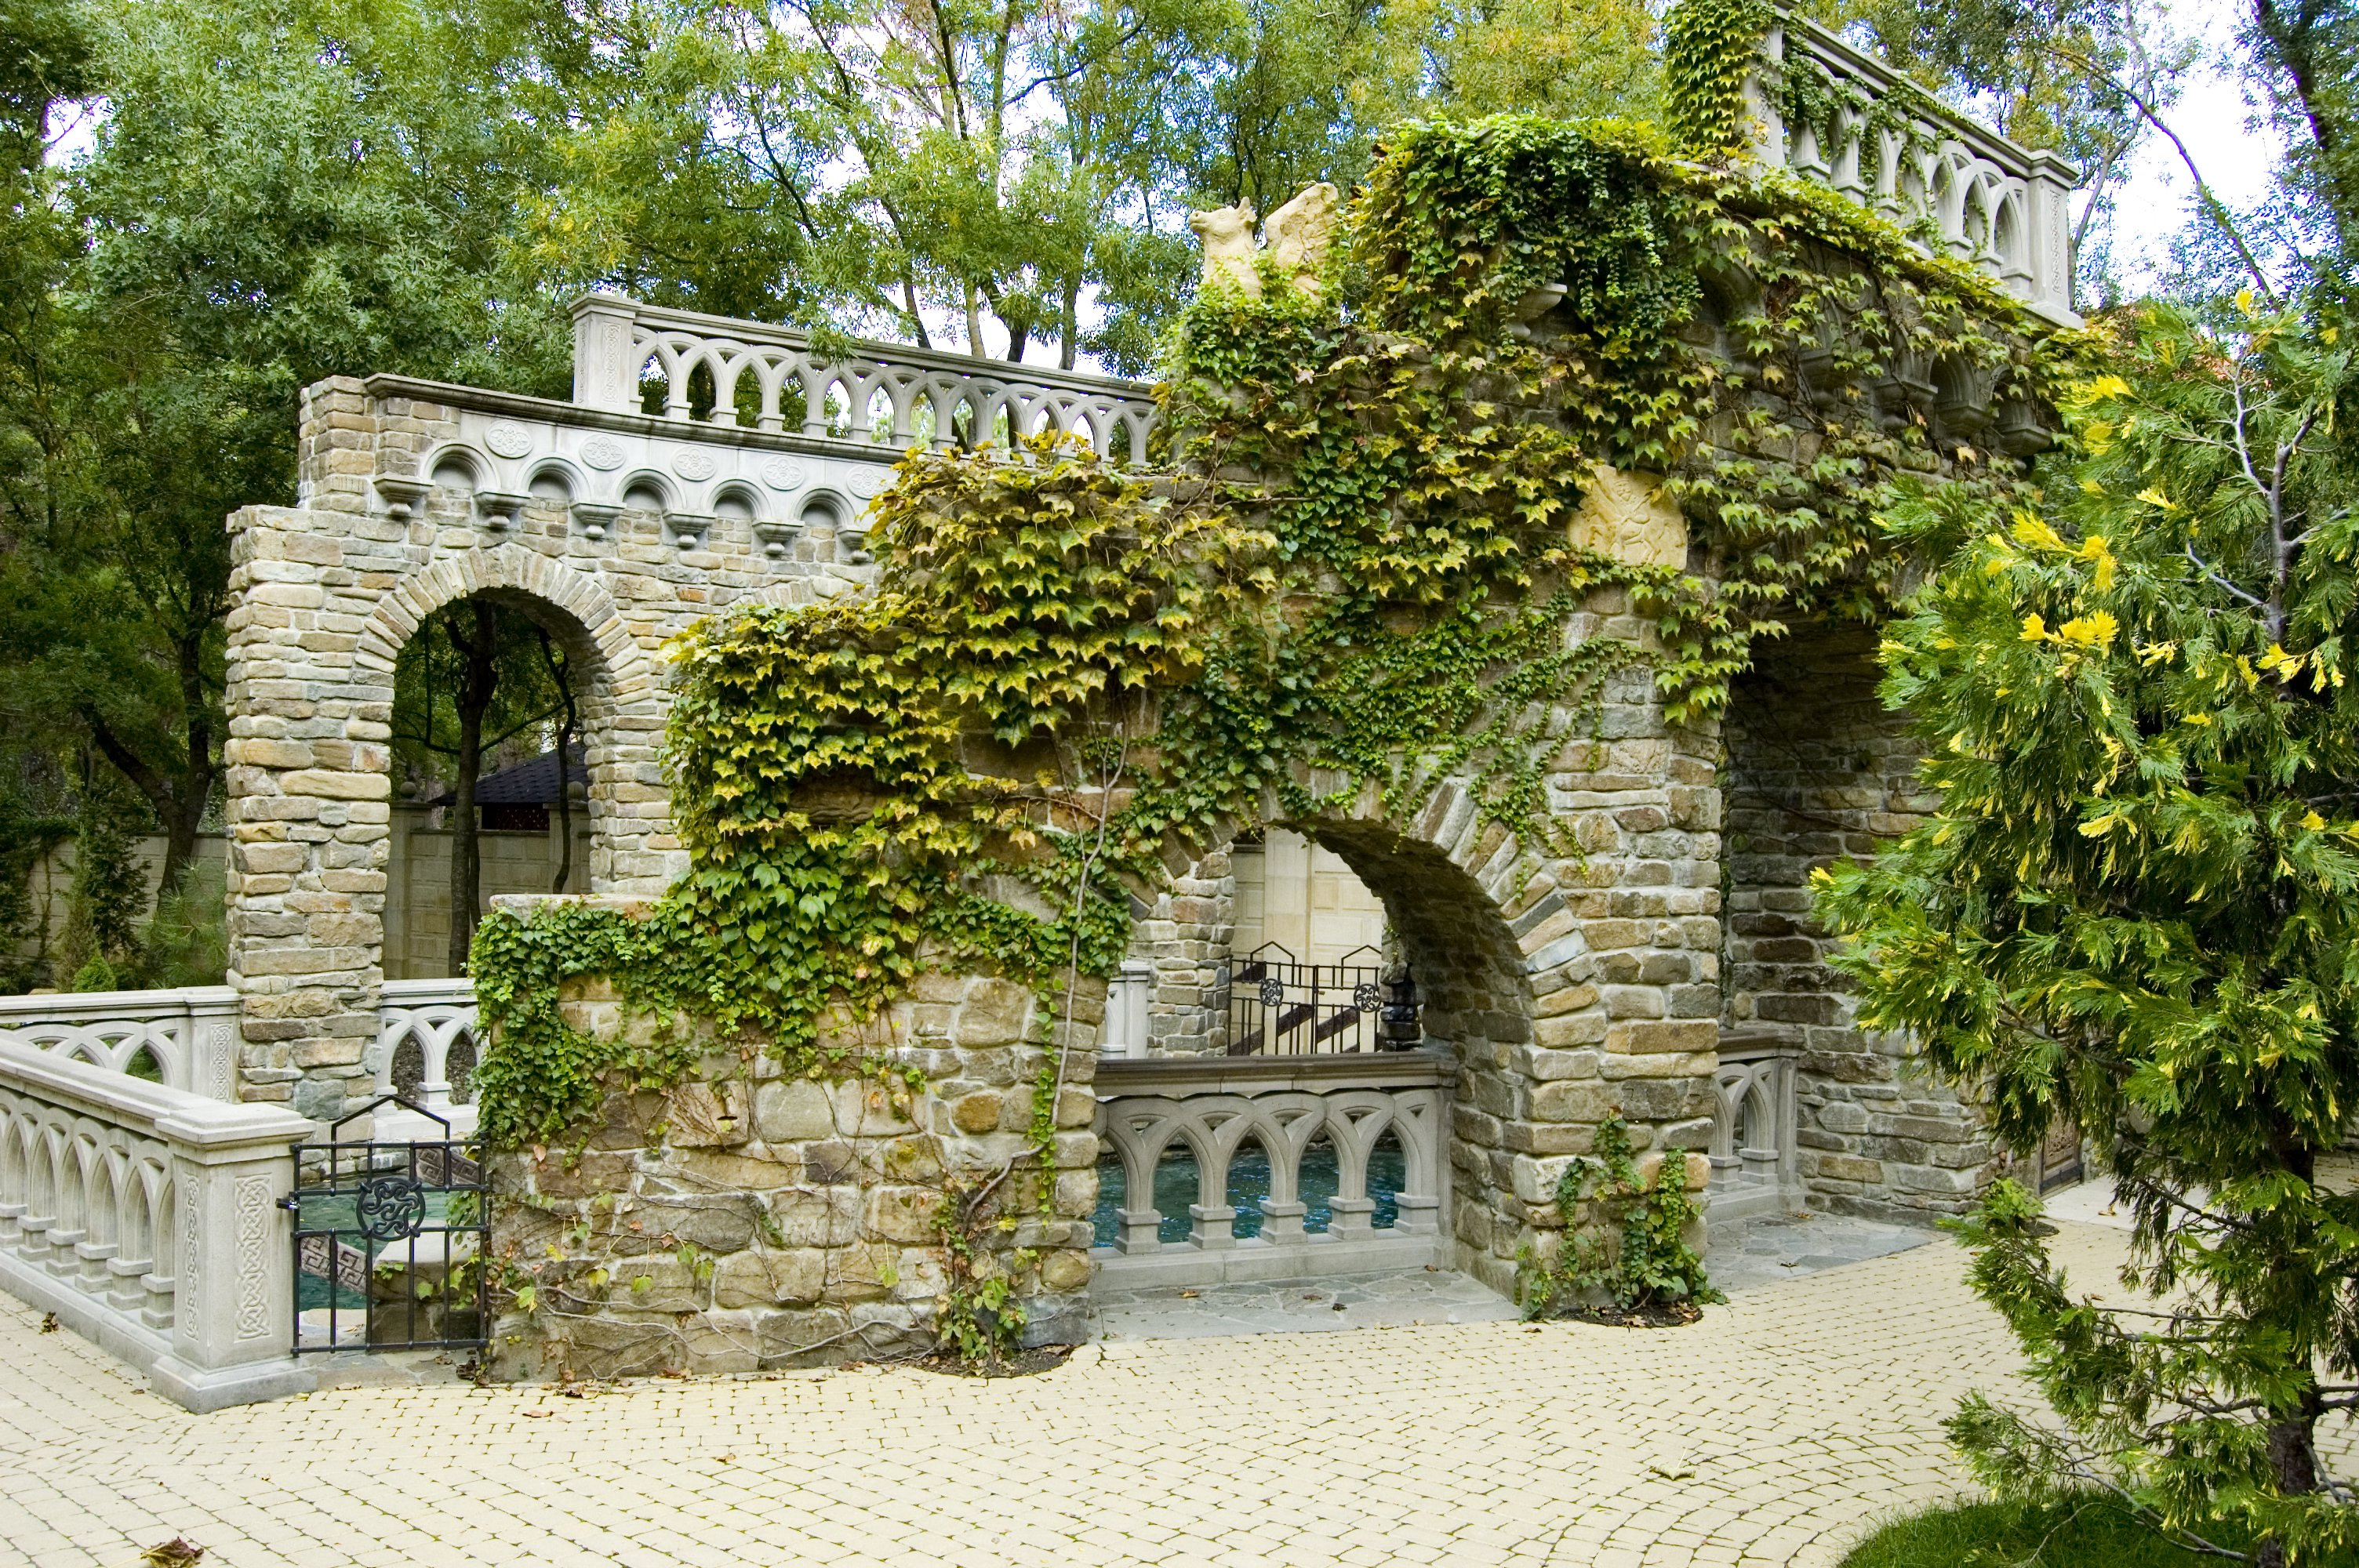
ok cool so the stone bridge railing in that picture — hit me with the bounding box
[0,1036,311,1409]
[1742,13,2079,325]
[0,987,244,1102]
[570,296,1160,463]
[1093,1051,1450,1285]
[0,984,484,1135]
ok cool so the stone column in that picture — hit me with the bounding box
[147,1098,316,1412]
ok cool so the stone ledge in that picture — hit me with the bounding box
[1096,1047,1454,1098]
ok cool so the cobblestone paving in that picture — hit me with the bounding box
[0,1218,2180,1568]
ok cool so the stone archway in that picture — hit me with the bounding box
[351,543,669,897]
[1287,763,1721,1290]
[1109,672,1725,1294]
[224,535,666,1120]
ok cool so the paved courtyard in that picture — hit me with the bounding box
[0,1214,2150,1568]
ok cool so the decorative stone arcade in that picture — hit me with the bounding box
[220,297,1158,1121]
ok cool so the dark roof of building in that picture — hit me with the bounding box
[428,745,587,808]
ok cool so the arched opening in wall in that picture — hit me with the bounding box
[383,590,612,979]
[1365,1126,1407,1229]
[1719,622,1921,1218]
[1717,622,1903,1048]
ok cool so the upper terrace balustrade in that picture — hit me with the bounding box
[1740,13,2080,326]
[331,296,1159,566]
[571,296,1159,463]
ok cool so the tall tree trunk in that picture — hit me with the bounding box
[446,601,500,975]
[1060,274,1081,372]
[78,618,220,901]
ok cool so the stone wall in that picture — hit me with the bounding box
[489,920,1101,1377]
[1720,625,1997,1221]
[224,376,886,1118]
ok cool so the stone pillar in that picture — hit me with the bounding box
[1141,846,1234,1054]
[186,987,244,1104]
[571,295,642,412]
[148,1099,316,1412]
[223,485,398,1118]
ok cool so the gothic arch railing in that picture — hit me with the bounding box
[1092,1052,1452,1283]
[0,988,242,1100]
[373,978,482,1138]
[0,1035,311,1408]
[1710,1033,1803,1221]
[1738,10,2078,325]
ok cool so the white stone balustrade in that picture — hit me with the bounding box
[0,1036,314,1410]
[572,296,1160,463]
[1710,1036,1803,1221]
[1094,1051,1451,1285]
[1740,12,2080,325]
[372,978,482,1140]
[0,986,243,1101]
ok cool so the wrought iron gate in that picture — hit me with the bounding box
[286,1095,489,1354]
[1226,944,1420,1055]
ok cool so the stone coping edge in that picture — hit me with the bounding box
[1096,1048,1456,1098]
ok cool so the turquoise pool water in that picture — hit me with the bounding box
[1092,1138,1406,1245]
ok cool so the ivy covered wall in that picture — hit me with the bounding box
[465,35,2077,1362]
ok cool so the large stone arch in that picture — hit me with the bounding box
[223,524,693,1119]
[1117,626,1724,1291]
[218,371,899,1118]
[351,542,671,896]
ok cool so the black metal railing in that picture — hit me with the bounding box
[1226,944,1419,1056]
[286,1095,489,1356]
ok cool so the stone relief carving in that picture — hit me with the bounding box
[234,1173,271,1340]
[1187,202,1259,298]
[1571,464,1688,570]
[1265,183,1339,297]
[177,1174,200,1341]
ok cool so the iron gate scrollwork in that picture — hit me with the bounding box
[1226,944,1419,1055]
[285,1094,489,1354]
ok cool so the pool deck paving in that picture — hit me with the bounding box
[0,1192,2315,1568]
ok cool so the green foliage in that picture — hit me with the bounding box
[0,0,572,891]
[1816,301,2359,1559]
[474,109,2057,1158]
[1663,0,1772,154]
[1841,1492,2298,1568]
[0,800,70,993]
[934,1174,1033,1364]
[60,800,143,984]
[1310,114,2049,718]
[1516,1113,1721,1319]
[140,861,227,989]
[472,437,1227,1145]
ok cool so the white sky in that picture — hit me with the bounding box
[2104,1,2289,294]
